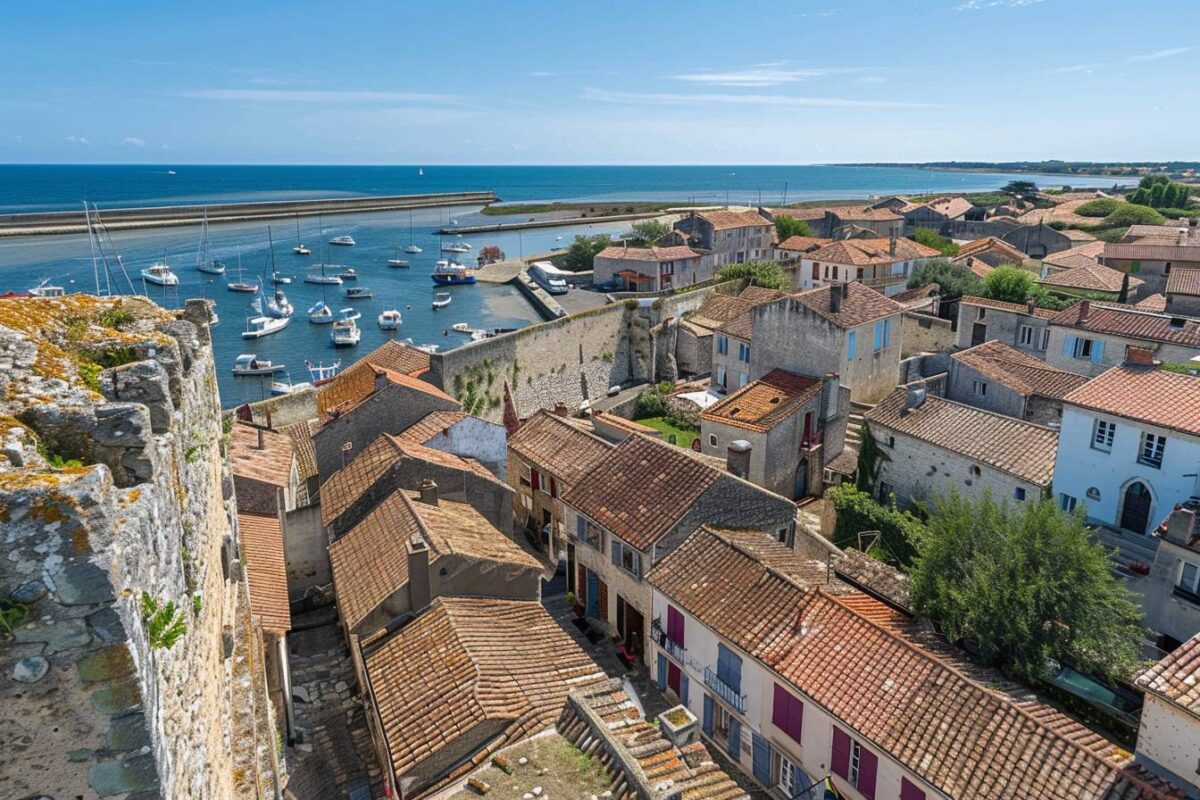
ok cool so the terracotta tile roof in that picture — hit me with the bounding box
[315,340,436,415]
[865,387,1058,485]
[1043,240,1107,270]
[1060,228,1099,242]
[390,411,468,446]
[964,259,994,279]
[701,369,821,433]
[1040,263,1142,293]
[595,245,702,262]
[329,491,542,630]
[960,294,1060,319]
[1135,634,1200,717]
[776,235,830,252]
[694,209,773,231]
[281,419,319,482]
[833,548,910,609]
[561,435,723,551]
[687,287,784,335]
[558,680,750,800]
[590,411,661,437]
[952,237,1027,265]
[804,237,940,267]
[716,308,756,340]
[919,196,975,219]
[508,410,614,486]
[236,512,291,634]
[1123,223,1194,243]
[793,282,906,330]
[1048,301,1200,346]
[1135,293,1168,312]
[1105,241,1200,263]
[230,422,294,488]
[953,341,1090,400]
[1063,365,1200,437]
[737,285,786,305]
[362,598,605,798]
[839,206,904,221]
[1166,266,1200,297]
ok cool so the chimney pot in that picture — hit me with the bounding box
[1078,299,1090,323]
[406,533,432,611]
[554,402,569,417]
[1026,299,1036,315]
[1125,347,1158,367]
[418,478,439,506]
[256,426,265,450]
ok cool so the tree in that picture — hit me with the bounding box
[909,493,1146,683]
[907,259,983,301]
[560,234,612,272]
[1129,175,1195,210]
[981,265,1037,303]
[1117,272,1131,304]
[913,227,960,256]
[630,219,670,246]
[1001,180,1038,197]
[717,260,788,290]
[774,215,812,240]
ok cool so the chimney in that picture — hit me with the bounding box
[373,368,389,392]
[903,381,927,413]
[824,210,836,236]
[256,425,265,450]
[406,534,432,611]
[418,478,439,507]
[1026,299,1036,315]
[726,440,752,479]
[1125,347,1158,367]
[830,282,842,313]
[1078,299,1090,323]
[889,229,898,256]
[554,401,569,417]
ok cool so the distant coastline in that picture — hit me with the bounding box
[837,161,1191,182]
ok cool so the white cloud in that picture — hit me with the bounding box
[1044,46,1191,75]
[181,89,466,105]
[121,136,146,147]
[66,135,91,146]
[955,0,1045,10]
[670,68,830,87]
[1125,47,1192,63]
[583,88,935,109]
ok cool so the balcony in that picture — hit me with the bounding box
[703,666,747,714]
[652,618,687,663]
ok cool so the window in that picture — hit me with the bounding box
[901,778,927,800]
[1064,334,1104,363]
[708,433,718,448]
[666,605,685,649]
[611,538,642,578]
[873,321,886,352]
[1086,487,1101,501]
[977,307,987,320]
[1092,419,1116,452]
[970,465,981,478]
[972,380,988,397]
[1059,493,1078,513]
[1018,324,1034,346]
[1014,487,1026,501]
[1075,338,1093,358]
[576,515,603,551]
[847,330,856,360]
[716,335,728,355]
[1180,562,1200,594]
[1039,329,1051,350]
[772,684,804,744]
[831,727,878,800]
[1139,432,1166,469]
[777,755,804,798]
[716,366,727,388]
[886,435,895,448]
[661,261,674,276]
[716,643,742,694]
[810,263,819,281]
[737,342,751,363]
[738,372,748,388]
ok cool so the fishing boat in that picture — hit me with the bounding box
[28,278,65,297]
[431,259,477,285]
[241,314,290,339]
[305,359,341,385]
[293,215,310,255]
[337,267,358,280]
[345,286,373,300]
[308,300,334,324]
[338,307,362,321]
[330,313,361,347]
[329,235,355,247]
[141,261,179,286]
[196,210,226,274]
[387,247,410,268]
[378,308,402,330]
[441,242,471,254]
[404,209,422,253]
[271,375,313,395]
[227,253,259,293]
[432,292,452,309]
[231,354,285,376]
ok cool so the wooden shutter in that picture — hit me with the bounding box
[531,469,540,491]
[772,684,788,729]
[900,778,926,800]
[830,726,850,780]
[857,746,878,800]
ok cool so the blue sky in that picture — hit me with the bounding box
[3,0,1198,164]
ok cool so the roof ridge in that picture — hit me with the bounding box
[707,526,831,596]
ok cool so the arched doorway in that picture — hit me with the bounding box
[1120,481,1153,534]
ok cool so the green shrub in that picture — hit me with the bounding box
[982,265,1038,304]
[98,303,135,331]
[1074,199,1123,218]
[1100,204,1166,228]
[825,484,924,566]
[716,261,787,290]
[0,596,29,635]
[913,228,959,256]
[774,215,812,240]
[634,388,666,418]
[139,592,187,649]
[907,259,983,302]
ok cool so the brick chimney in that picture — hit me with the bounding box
[1026,299,1036,315]
[554,402,569,417]
[418,478,439,507]
[726,440,751,479]
[1125,347,1158,368]
[1078,299,1090,323]
[889,229,898,256]
[830,282,842,313]
[406,534,432,611]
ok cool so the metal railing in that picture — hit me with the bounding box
[703,666,747,714]
[652,618,688,662]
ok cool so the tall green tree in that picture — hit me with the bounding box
[630,219,670,245]
[909,493,1146,683]
[717,260,788,290]
[561,234,612,271]
[981,265,1037,303]
[774,215,812,240]
[1001,180,1038,197]
[907,259,983,301]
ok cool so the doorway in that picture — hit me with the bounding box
[971,322,987,346]
[1120,481,1152,534]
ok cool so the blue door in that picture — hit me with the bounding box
[703,694,713,735]
[586,570,599,618]
[752,733,772,785]
[657,654,668,691]
[728,716,741,759]
[680,674,690,706]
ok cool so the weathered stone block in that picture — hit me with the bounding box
[88,753,161,797]
[54,562,115,606]
[101,361,174,433]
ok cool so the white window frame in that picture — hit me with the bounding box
[1039,329,1051,350]
[1073,338,1094,359]
[1092,419,1115,452]
[1059,493,1078,513]
[849,739,862,786]
[1180,561,1200,593]
[1139,432,1166,469]
[1018,324,1034,346]
[972,380,988,397]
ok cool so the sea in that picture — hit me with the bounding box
[0,164,1126,407]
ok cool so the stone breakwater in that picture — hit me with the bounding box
[0,295,277,799]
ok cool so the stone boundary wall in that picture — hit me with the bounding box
[901,311,955,357]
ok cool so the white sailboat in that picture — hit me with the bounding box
[227,252,259,293]
[404,209,422,253]
[242,314,290,339]
[308,300,334,325]
[196,210,226,274]
[293,215,310,255]
[388,247,410,268]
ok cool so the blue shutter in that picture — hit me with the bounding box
[728,717,741,759]
[1063,334,1076,357]
[576,515,586,539]
[729,650,742,694]
[611,539,621,566]
[1091,340,1105,364]
[703,695,714,735]
[752,734,772,785]
[657,654,667,691]
[847,330,856,359]
[680,674,689,705]
[873,322,883,351]
[884,318,892,347]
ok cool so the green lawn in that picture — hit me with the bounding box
[634,417,699,448]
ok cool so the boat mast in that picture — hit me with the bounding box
[84,201,106,297]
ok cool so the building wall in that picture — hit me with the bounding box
[711,332,753,391]
[1044,327,1200,377]
[1134,695,1200,799]
[674,217,773,265]
[1002,225,1074,258]
[945,360,1029,420]
[1165,292,1200,318]
[1025,395,1065,427]
[422,416,508,479]
[675,327,713,378]
[871,424,1045,508]
[594,253,708,291]
[1142,539,1200,644]
[955,303,1050,355]
[901,311,955,357]
[283,503,332,595]
[1103,257,1181,295]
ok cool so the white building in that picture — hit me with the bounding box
[1134,634,1200,799]
[1053,355,1200,561]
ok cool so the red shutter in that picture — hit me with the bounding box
[772,684,788,729]
[550,477,558,497]
[900,778,926,800]
[857,747,878,800]
[598,579,608,620]
[830,726,850,780]
[667,605,685,647]
[531,469,540,491]
[577,565,586,600]
[787,695,803,744]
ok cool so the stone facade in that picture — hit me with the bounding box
[1045,325,1200,377]
[900,311,954,357]
[956,299,1051,355]
[1136,506,1200,645]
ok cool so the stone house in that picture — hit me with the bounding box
[793,235,941,297]
[864,382,1058,508]
[677,287,784,378]
[1044,299,1200,378]
[1139,504,1200,649]
[1039,262,1144,301]
[1104,220,1200,294]
[950,236,1028,269]
[699,368,849,499]
[673,209,775,267]
[1133,634,1200,799]
[328,483,543,638]
[1003,222,1095,258]
[823,206,905,238]
[593,244,706,291]
[560,434,797,662]
[1165,267,1200,317]
[1040,240,1108,276]
[707,288,787,391]
[902,196,977,234]
[229,420,299,516]
[1053,357,1200,562]
[947,340,1089,425]
[956,295,1058,353]
[732,282,906,404]
[506,409,614,560]
[774,234,830,263]
[389,409,508,478]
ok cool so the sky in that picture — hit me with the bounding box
[2,0,1198,165]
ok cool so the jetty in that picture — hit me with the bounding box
[437,209,661,235]
[0,191,497,237]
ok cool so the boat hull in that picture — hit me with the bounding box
[432,275,476,285]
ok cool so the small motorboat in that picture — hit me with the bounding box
[308,300,334,324]
[450,322,472,333]
[339,307,362,321]
[441,242,471,253]
[431,259,477,285]
[404,244,422,254]
[378,309,402,330]
[293,244,311,255]
[387,247,410,268]
[231,354,285,376]
[242,315,291,339]
[272,271,293,285]
[470,330,490,342]
[28,278,65,297]
[414,343,439,353]
[330,315,361,347]
[432,292,452,310]
[141,262,179,286]
[337,267,358,280]
[345,286,373,300]
[271,376,314,395]
[266,288,294,318]
[329,235,355,246]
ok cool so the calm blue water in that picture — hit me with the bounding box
[0,164,1126,214]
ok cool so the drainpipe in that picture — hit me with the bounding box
[279,633,296,746]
